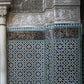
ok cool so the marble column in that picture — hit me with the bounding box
[0,6,7,84]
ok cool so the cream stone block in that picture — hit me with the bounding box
[0,25,7,84]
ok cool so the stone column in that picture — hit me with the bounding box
[0,6,7,84]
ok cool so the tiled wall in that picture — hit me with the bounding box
[7,24,82,84]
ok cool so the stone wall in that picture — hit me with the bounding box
[7,0,80,28]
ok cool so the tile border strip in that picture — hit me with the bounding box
[7,23,82,31]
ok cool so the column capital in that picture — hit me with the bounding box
[0,6,7,24]
[0,0,12,16]
[0,0,11,25]
[0,6,7,16]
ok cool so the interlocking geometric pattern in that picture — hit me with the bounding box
[44,40,80,84]
[8,41,45,84]
[7,24,81,84]
[8,40,80,84]
[44,41,53,84]
[53,40,80,84]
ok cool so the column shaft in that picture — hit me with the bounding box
[0,25,7,84]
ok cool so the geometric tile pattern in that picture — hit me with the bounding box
[53,40,80,84]
[8,41,45,84]
[44,40,80,84]
[7,24,81,84]
[44,41,53,84]
[8,40,80,84]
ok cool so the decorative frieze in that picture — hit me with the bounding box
[7,9,55,28]
[7,6,80,28]
[7,13,45,28]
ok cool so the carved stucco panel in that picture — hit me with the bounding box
[7,8,55,28]
[7,6,80,28]
[7,13,45,27]
[55,6,80,23]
